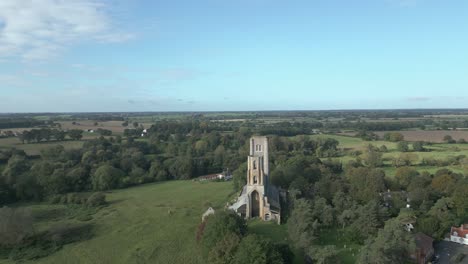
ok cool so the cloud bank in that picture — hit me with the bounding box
[0,0,132,60]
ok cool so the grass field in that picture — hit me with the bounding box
[311,134,468,178]
[1,181,301,264]
[58,121,153,135]
[0,137,85,156]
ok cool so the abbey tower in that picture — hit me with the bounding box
[229,136,281,223]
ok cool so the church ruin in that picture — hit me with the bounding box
[229,136,281,223]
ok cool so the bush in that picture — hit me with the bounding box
[383,132,404,142]
[86,192,107,207]
[8,223,94,261]
[0,207,34,247]
[201,211,247,253]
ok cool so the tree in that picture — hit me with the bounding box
[133,121,139,128]
[122,121,129,127]
[443,135,456,144]
[412,141,425,152]
[288,199,317,250]
[91,164,124,191]
[68,129,83,140]
[362,147,383,167]
[346,167,386,204]
[312,197,334,227]
[308,245,341,264]
[232,234,284,264]
[351,200,387,241]
[394,167,419,188]
[232,163,247,191]
[453,184,468,217]
[431,173,458,195]
[358,218,415,264]
[396,141,409,152]
[202,211,246,252]
[37,168,68,195]
[392,153,418,167]
[208,233,241,264]
[52,129,66,141]
[1,155,30,187]
[383,132,404,142]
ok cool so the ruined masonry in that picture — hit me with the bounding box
[229,136,281,223]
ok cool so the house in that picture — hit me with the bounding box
[411,233,434,264]
[450,224,468,245]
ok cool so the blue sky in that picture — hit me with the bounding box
[1,0,467,112]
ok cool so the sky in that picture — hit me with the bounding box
[0,0,468,112]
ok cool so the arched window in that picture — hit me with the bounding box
[254,176,258,184]
[253,160,256,169]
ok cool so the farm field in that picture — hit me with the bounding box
[340,130,468,143]
[311,134,468,178]
[0,181,237,264]
[0,137,85,156]
[374,130,468,143]
[58,121,153,135]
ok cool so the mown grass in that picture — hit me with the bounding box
[0,181,237,264]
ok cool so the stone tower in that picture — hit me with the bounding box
[229,136,280,223]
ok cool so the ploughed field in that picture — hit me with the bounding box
[0,181,234,264]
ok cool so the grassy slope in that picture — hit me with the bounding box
[2,181,235,264]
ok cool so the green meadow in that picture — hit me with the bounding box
[1,181,299,264]
[311,134,468,177]
[0,137,85,156]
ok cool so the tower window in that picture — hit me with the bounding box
[254,176,258,184]
[253,160,257,169]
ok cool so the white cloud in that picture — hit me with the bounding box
[0,0,133,60]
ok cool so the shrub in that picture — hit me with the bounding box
[0,207,34,247]
[86,192,107,207]
[201,211,246,253]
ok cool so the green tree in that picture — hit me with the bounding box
[412,141,425,152]
[443,135,456,144]
[453,184,468,217]
[362,147,383,167]
[308,245,341,264]
[2,155,29,185]
[358,218,415,264]
[232,163,247,191]
[346,167,386,203]
[68,129,83,140]
[396,141,409,152]
[383,132,404,142]
[232,234,284,264]
[288,199,317,250]
[202,211,246,252]
[394,167,419,188]
[91,164,124,191]
[208,233,241,264]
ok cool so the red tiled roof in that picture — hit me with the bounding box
[451,225,468,238]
